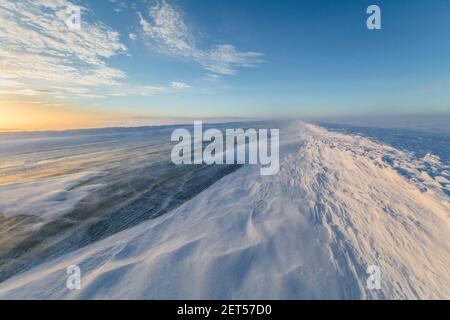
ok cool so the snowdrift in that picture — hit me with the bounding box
[0,122,449,299]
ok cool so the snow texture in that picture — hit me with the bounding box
[0,122,449,299]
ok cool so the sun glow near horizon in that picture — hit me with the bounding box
[1,0,450,131]
[0,99,120,131]
[0,98,215,132]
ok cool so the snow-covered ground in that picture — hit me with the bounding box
[0,122,449,299]
[0,171,106,220]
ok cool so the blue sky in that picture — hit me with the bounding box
[1,0,450,128]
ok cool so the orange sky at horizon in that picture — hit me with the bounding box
[0,98,209,132]
[0,99,128,131]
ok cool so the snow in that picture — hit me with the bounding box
[0,122,449,299]
[0,171,106,220]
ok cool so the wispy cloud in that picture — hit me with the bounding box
[138,0,263,76]
[0,78,58,96]
[0,0,127,87]
[52,86,90,94]
[109,85,166,97]
[136,85,166,96]
[77,94,107,99]
[0,89,37,96]
[0,78,24,88]
[108,0,128,13]
[171,81,190,89]
[109,93,128,97]
[203,73,221,81]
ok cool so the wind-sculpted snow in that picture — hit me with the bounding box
[0,171,107,220]
[318,123,450,197]
[0,122,449,299]
[0,124,243,282]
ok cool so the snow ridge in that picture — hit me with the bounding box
[0,122,448,299]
